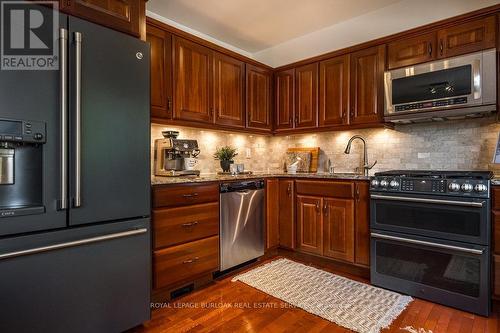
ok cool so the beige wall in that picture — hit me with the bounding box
[152,115,500,175]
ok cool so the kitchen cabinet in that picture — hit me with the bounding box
[349,45,385,125]
[60,0,145,38]
[387,32,436,69]
[493,187,500,300]
[354,182,370,266]
[319,55,349,127]
[173,37,213,123]
[295,63,318,129]
[437,16,496,58]
[297,196,323,255]
[213,52,246,128]
[279,179,295,249]
[322,198,355,262]
[147,25,173,120]
[266,179,280,249]
[246,65,272,131]
[275,69,295,131]
[152,183,219,297]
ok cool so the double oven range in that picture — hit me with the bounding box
[370,170,491,316]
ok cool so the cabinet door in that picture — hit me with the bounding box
[323,198,355,262]
[173,37,212,123]
[246,64,272,131]
[319,55,349,127]
[296,196,322,255]
[387,32,436,69]
[437,16,496,58]
[275,69,295,131]
[266,179,280,249]
[61,0,142,37]
[349,45,385,125]
[354,182,370,266]
[279,180,295,249]
[147,25,172,120]
[295,63,318,128]
[213,52,245,128]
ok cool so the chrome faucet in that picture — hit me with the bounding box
[344,135,377,176]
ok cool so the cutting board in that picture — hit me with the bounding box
[286,147,320,173]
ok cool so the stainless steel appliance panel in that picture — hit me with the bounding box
[384,49,496,122]
[0,148,14,185]
[220,182,265,271]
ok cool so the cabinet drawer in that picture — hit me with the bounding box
[494,211,500,254]
[493,187,500,210]
[494,254,500,298]
[153,202,219,249]
[296,180,354,198]
[153,236,219,289]
[153,183,219,208]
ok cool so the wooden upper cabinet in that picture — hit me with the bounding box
[296,196,322,255]
[319,55,349,127]
[322,198,354,263]
[279,179,295,249]
[61,0,143,37]
[275,69,295,131]
[246,65,272,131]
[173,37,212,123]
[295,63,318,129]
[147,25,172,120]
[349,45,385,125]
[213,52,245,128]
[388,32,436,69]
[437,16,496,58]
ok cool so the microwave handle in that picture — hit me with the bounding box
[472,58,481,99]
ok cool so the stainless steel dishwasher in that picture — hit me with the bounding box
[220,180,265,271]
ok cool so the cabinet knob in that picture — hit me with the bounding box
[428,42,432,56]
[323,203,328,216]
[439,40,443,55]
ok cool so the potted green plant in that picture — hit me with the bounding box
[213,146,238,172]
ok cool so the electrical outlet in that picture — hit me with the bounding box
[245,148,251,158]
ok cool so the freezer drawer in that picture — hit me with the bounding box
[0,218,151,333]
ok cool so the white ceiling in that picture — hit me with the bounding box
[146,0,401,53]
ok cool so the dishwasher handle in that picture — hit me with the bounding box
[220,179,265,193]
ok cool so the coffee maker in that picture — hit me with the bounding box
[154,131,200,177]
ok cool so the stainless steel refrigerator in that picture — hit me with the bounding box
[0,6,151,333]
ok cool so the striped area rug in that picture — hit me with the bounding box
[232,258,412,333]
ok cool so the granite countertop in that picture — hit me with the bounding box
[151,172,370,185]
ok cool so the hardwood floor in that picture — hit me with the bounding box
[131,255,500,333]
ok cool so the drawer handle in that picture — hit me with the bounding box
[183,257,200,264]
[182,193,199,198]
[181,221,199,228]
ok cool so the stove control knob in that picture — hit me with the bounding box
[389,180,400,189]
[371,179,380,187]
[448,182,460,192]
[474,184,487,193]
[461,183,473,192]
[380,180,389,188]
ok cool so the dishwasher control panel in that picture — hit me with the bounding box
[220,179,265,193]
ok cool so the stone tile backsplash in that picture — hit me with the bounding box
[151,115,500,175]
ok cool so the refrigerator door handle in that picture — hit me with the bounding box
[74,32,82,208]
[59,28,68,210]
[0,228,148,260]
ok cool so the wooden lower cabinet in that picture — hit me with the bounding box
[354,181,370,266]
[323,198,355,262]
[297,196,323,255]
[154,236,219,289]
[279,179,295,249]
[152,184,220,296]
[266,179,280,249]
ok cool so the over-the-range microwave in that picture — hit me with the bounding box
[384,48,496,123]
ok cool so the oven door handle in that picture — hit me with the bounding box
[371,232,484,255]
[370,194,484,208]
